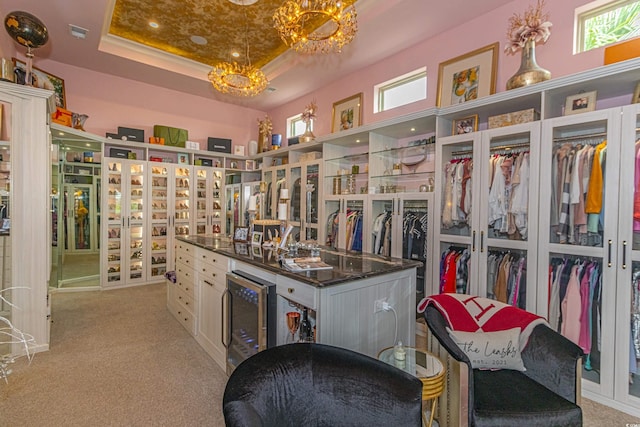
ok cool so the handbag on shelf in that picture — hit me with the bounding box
[153,125,188,148]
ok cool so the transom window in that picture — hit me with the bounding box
[374,67,426,113]
[287,114,312,138]
[575,0,640,53]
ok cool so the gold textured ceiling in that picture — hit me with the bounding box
[109,0,357,69]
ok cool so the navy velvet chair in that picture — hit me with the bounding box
[424,305,584,427]
[223,343,423,427]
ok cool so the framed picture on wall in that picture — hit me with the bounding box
[435,43,499,108]
[331,93,363,132]
[452,114,479,135]
[13,58,66,108]
[564,91,597,115]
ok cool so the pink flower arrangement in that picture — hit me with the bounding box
[505,0,552,55]
[301,100,317,124]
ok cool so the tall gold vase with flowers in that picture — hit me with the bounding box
[505,0,552,90]
[299,100,317,143]
[257,115,273,153]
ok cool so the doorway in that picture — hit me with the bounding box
[50,133,101,290]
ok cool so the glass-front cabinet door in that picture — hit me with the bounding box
[128,162,145,283]
[102,159,146,287]
[538,108,622,402]
[616,104,640,408]
[434,123,540,311]
[173,166,191,238]
[105,160,124,285]
[434,132,481,296]
[302,161,321,242]
[149,163,169,281]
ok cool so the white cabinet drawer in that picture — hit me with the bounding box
[175,261,195,285]
[168,301,195,335]
[175,286,195,313]
[176,241,195,256]
[197,248,228,270]
[276,276,317,310]
[175,248,195,267]
[199,262,226,283]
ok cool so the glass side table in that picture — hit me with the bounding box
[378,347,445,427]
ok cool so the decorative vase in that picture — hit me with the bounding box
[258,131,271,152]
[299,121,315,143]
[506,38,551,90]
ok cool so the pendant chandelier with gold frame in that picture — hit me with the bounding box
[208,1,268,97]
[273,0,358,54]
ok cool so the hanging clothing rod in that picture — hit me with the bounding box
[552,131,607,143]
[490,142,530,152]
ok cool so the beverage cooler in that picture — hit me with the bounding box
[224,271,277,375]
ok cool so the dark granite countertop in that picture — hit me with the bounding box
[177,235,421,287]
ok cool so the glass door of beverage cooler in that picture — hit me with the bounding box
[225,272,276,375]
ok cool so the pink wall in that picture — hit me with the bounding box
[1,0,613,149]
[268,0,606,140]
[11,58,267,151]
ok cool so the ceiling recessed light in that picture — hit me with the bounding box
[190,35,207,45]
[410,127,416,132]
[266,87,276,93]
[149,21,159,29]
[231,51,240,58]
[68,24,89,39]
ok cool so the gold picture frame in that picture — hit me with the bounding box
[564,91,597,115]
[452,114,479,135]
[436,43,499,107]
[332,92,363,132]
[633,82,640,104]
[12,57,66,108]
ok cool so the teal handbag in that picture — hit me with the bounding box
[153,125,188,148]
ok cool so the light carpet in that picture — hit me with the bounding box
[1,284,639,426]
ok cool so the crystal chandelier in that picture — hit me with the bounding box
[208,60,268,97]
[273,0,358,54]
[208,1,268,97]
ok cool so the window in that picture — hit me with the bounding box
[287,114,311,138]
[576,0,640,53]
[374,67,426,113]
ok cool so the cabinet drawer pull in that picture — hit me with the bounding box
[608,240,612,267]
[204,280,214,287]
[622,240,627,269]
[288,288,295,294]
